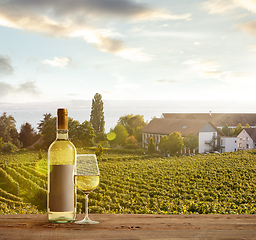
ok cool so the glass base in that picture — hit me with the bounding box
[49,216,74,223]
[48,211,75,223]
[75,216,99,224]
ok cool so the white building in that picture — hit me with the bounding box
[141,118,223,154]
[141,113,256,154]
[220,136,238,152]
[237,128,256,150]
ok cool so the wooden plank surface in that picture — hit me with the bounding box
[0,214,256,239]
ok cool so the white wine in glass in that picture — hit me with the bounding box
[75,154,100,224]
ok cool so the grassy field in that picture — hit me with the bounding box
[1,149,256,214]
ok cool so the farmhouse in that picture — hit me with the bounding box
[141,113,256,154]
[141,118,223,154]
[237,128,256,150]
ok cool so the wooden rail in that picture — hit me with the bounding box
[0,214,256,239]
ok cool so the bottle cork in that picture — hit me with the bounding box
[57,108,68,130]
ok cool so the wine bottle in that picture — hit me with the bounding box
[47,108,76,223]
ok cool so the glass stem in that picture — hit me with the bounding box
[84,194,89,220]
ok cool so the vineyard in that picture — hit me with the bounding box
[1,150,256,214]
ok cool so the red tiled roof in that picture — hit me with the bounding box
[162,113,256,127]
[141,118,221,136]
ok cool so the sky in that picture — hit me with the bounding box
[0,0,256,111]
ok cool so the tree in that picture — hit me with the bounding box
[126,135,138,145]
[229,128,235,136]
[159,132,184,156]
[168,132,184,155]
[72,120,95,147]
[0,112,20,146]
[109,124,129,146]
[117,114,147,141]
[37,113,52,134]
[90,93,105,134]
[40,116,95,149]
[1,142,19,153]
[38,149,43,160]
[134,126,144,143]
[183,132,198,152]
[10,128,22,148]
[67,118,81,145]
[95,132,107,143]
[125,135,139,149]
[148,137,156,154]
[41,117,56,148]
[95,144,103,159]
[19,122,38,148]
[159,135,169,156]
[234,123,243,136]
[222,124,230,136]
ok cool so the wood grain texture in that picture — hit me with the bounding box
[0,214,256,239]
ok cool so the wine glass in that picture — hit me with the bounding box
[74,154,100,224]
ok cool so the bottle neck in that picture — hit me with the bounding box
[56,129,68,140]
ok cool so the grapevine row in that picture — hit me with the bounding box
[14,166,46,189]
[5,166,46,202]
[0,167,19,195]
[0,187,22,202]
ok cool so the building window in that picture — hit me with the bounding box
[246,144,249,149]
[239,143,242,148]
[246,137,249,141]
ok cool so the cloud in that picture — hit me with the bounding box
[183,59,227,80]
[112,71,139,89]
[0,82,14,96]
[183,58,256,84]
[0,55,14,75]
[202,0,256,14]
[0,0,189,62]
[17,80,41,95]
[238,21,256,36]
[42,57,72,67]
[116,48,152,62]
[154,79,177,84]
[203,1,256,38]
[248,43,256,51]
[202,0,237,14]
[183,59,223,77]
[221,71,256,83]
[0,80,40,99]
[0,0,191,21]
[138,31,205,39]
[112,72,125,83]
[201,71,224,78]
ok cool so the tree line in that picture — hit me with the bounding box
[0,93,147,152]
[1,93,247,154]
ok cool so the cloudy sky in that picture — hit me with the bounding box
[0,0,256,108]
